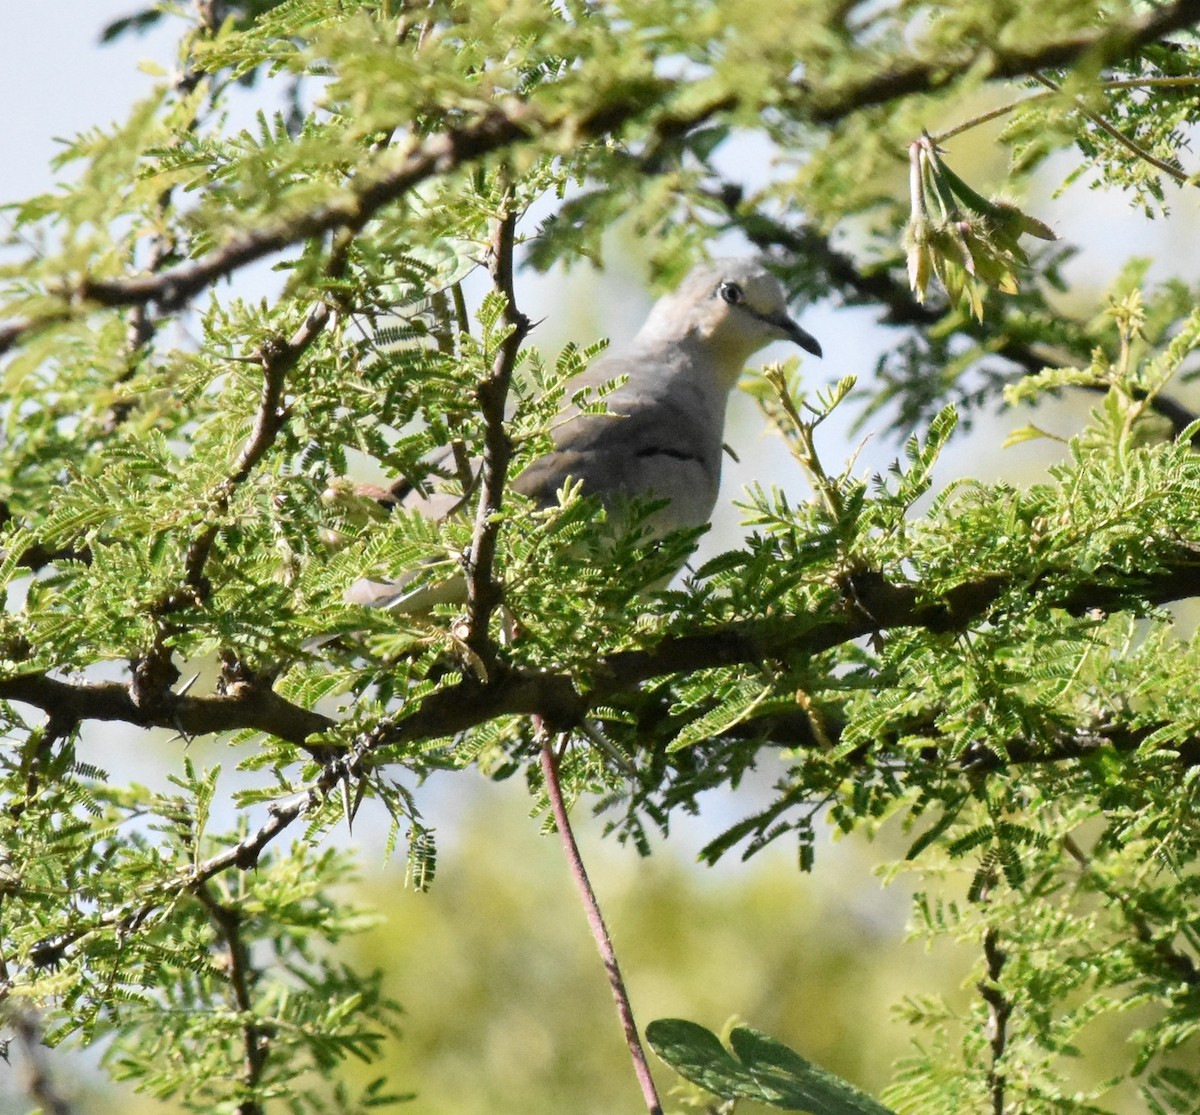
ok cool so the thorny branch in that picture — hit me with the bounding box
[25,740,369,965]
[104,0,227,434]
[462,203,530,674]
[181,305,325,596]
[1062,835,1200,985]
[7,555,1200,754]
[804,0,1200,123]
[0,671,331,749]
[133,235,351,713]
[1031,73,1195,187]
[73,105,560,311]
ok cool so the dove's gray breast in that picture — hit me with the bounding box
[512,340,729,535]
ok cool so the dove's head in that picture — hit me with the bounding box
[639,258,821,374]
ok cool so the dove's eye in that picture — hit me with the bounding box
[718,281,745,305]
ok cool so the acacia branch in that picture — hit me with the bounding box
[1031,72,1194,186]
[1063,835,1200,985]
[359,558,1200,753]
[0,316,69,357]
[6,557,1200,755]
[172,304,325,603]
[462,204,530,672]
[136,257,346,710]
[77,107,539,313]
[804,0,1200,122]
[0,673,331,748]
[27,742,364,964]
[64,83,695,317]
[0,101,529,352]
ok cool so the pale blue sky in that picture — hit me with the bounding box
[1,4,178,201]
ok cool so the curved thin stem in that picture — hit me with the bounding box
[538,730,663,1115]
[931,92,1055,143]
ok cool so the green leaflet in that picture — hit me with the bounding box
[647,1019,896,1114]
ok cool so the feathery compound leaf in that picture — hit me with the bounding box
[666,679,774,752]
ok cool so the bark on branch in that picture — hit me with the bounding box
[805,0,1200,122]
[7,554,1196,756]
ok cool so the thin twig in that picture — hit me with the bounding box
[538,729,663,1115]
[931,76,1200,144]
[1031,73,1194,186]
[180,306,319,592]
[931,93,1057,144]
[763,370,846,523]
[26,739,370,965]
[103,0,223,432]
[196,883,269,1115]
[1063,835,1199,983]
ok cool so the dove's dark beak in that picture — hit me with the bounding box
[761,311,822,357]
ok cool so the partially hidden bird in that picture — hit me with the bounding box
[345,257,821,611]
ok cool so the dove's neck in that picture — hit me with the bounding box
[633,321,752,394]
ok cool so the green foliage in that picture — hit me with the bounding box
[0,751,405,1112]
[3,0,1200,1111]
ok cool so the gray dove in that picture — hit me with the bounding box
[346,258,820,610]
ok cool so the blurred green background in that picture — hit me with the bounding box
[339,774,945,1115]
